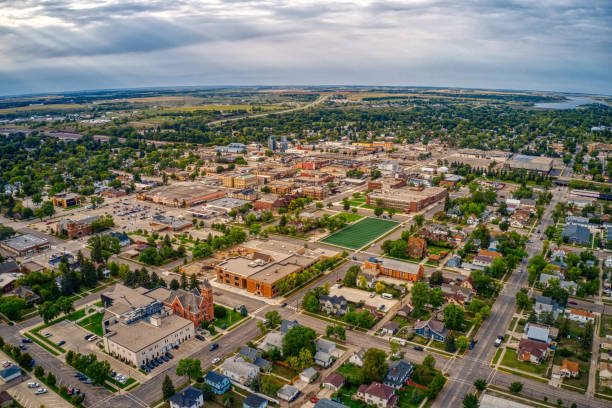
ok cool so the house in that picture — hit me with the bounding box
[299,367,318,383]
[598,362,612,381]
[349,348,366,367]
[396,305,413,318]
[315,339,336,367]
[381,322,400,336]
[357,382,398,408]
[384,360,414,389]
[260,332,283,352]
[277,384,299,401]
[534,295,563,319]
[319,295,348,316]
[0,365,21,382]
[169,386,204,408]
[315,399,348,408]
[221,356,259,385]
[280,319,300,335]
[517,339,549,364]
[564,309,595,323]
[243,394,268,408]
[559,359,579,377]
[561,224,590,245]
[526,325,550,344]
[467,214,479,225]
[204,371,231,395]
[445,255,462,268]
[356,272,377,289]
[109,232,131,247]
[253,358,271,372]
[322,373,345,391]
[441,283,474,303]
[407,237,427,259]
[239,346,260,362]
[472,255,494,268]
[14,285,41,304]
[414,318,448,342]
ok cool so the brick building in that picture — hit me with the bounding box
[56,215,99,239]
[51,192,82,208]
[363,257,423,282]
[366,186,447,213]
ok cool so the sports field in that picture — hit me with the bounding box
[321,217,399,249]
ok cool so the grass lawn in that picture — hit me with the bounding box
[213,305,245,328]
[427,245,451,255]
[321,217,399,249]
[66,308,86,322]
[398,385,427,408]
[78,312,104,337]
[271,363,297,380]
[562,361,589,391]
[500,349,546,376]
[492,348,503,365]
[338,363,362,384]
[331,212,364,223]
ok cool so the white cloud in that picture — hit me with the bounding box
[0,0,610,94]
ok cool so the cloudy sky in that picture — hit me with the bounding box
[1,0,610,96]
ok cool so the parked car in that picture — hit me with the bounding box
[57,340,66,346]
[161,355,169,362]
[195,334,205,341]
[166,352,173,359]
[22,338,32,344]
[413,346,423,351]
[34,388,48,395]
[44,333,52,338]
[20,345,27,351]
[568,300,577,305]
[310,397,319,403]
[212,357,220,364]
[281,303,287,308]
[27,382,40,388]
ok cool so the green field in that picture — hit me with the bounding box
[321,217,399,249]
[78,312,104,337]
[331,212,364,223]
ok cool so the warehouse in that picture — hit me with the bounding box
[0,234,49,256]
[366,186,447,213]
[506,154,553,174]
[136,183,225,207]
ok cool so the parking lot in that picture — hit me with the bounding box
[327,285,399,310]
[9,379,72,408]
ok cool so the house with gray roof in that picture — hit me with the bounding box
[562,224,590,245]
[221,356,259,385]
[169,386,204,408]
[384,360,414,389]
[534,295,563,319]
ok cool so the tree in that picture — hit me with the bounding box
[429,288,444,308]
[499,221,509,231]
[34,366,44,378]
[0,297,26,320]
[429,270,443,286]
[515,291,531,310]
[264,310,282,328]
[46,372,56,387]
[170,279,180,290]
[463,393,479,408]
[445,335,457,353]
[200,383,214,401]
[414,214,425,227]
[423,355,436,370]
[582,320,594,350]
[374,207,384,217]
[176,358,202,380]
[411,282,430,313]
[456,336,468,351]
[343,265,360,287]
[509,381,523,393]
[283,326,316,357]
[473,379,487,392]
[180,272,188,289]
[443,304,465,331]
[390,341,401,356]
[38,301,60,323]
[360,348,388,383]
[57,296,74,315]
[162,375,175,399]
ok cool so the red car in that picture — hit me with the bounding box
[336,278,342,283]
[310,397,319,403]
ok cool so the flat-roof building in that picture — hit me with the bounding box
[367,186,447,213]
[137,183,225,207]
[206,197,251,213]
[0,234,49,256]
[507,154,553,174]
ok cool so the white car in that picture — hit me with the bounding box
[34,388,48,395]
[27,382,40,388]
[212,357,220,364]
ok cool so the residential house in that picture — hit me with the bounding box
[204,371,231,395]
[414,318,448,342]
[277,384,299,402]
[561,224,590,245]
[467,214,479,225]
[14,285,40,304]
[559,359,579,377]
[356,272,377,289]
[384,360,414,389]
[323,373,345,391]
[349,348,366,367]
[517,339,549,364]
[253,358,271,372]
[260,332,283,352]
[472,255,494,268]
[598,362,612,382]
[243,394,268,408]
[357,382,398,408]
[407,237,427,259]
[381,322,400,336]
[221,356,259,385]
[239,346,260,363]
[396,305,413,318]
[526,325,550,344]
[534,295,563,319]
[315,339,336,367]
[445,255,462,268]
[169,386,204,408]
[299,367,318,383]
[109,232,131,247]
[441,283,474,305]
[319,295,348,316]
[280,319,300,335]
[564,309,595,323]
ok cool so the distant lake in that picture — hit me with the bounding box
[534,96,595,109]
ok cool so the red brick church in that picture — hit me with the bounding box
[164,280,214,327]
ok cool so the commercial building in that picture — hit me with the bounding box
[363,257,424,282]
[366,187,447,213]
[206,197,251,213]
[137,184,225,207]
[506,154,553,174]
[368,176,406,191]
[50,192,82,208]
[150,215,192,232]
[0,234,49,256]
[301,185,328,199]
[55,215,99,239]
[101,284,195,367]
[215,143,247,153]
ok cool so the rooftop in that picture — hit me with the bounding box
[1,234,48,251]
[105,313,193,352]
